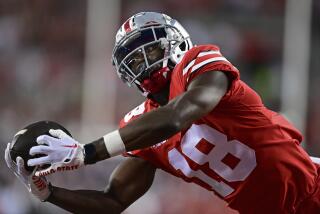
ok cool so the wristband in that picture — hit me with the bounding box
[103,130,126,157]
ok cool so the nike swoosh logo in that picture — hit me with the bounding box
[62,144,77,148]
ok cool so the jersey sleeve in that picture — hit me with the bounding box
[119,101,147,129]
[179,45,240,97]
[118,100,158,160]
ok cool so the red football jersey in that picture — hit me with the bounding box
[119,45,318,213]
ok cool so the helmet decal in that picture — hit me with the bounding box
[123,18,133,33]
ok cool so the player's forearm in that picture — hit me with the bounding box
[83,98,185,163]
[85,91,222,163]
[47,186,124,214]
[83,106,179,163]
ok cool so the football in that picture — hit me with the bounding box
[9,120,72,172]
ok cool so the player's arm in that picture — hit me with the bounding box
[48,157,156,214]
[77,70,229,164]
[28,70,229,175]
[120,70,229,151]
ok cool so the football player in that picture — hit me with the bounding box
[5,12,320,213]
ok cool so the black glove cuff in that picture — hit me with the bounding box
[83,143,98,165]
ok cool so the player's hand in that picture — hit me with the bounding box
[5,143,51,201]
[27,129,84,176]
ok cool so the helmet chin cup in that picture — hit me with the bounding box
[140,67,171,94]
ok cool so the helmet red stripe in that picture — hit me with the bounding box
[124,19,132,33]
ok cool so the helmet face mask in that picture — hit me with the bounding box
[114,30,168,85]
[112,12,193,95]
[126,42,165,80]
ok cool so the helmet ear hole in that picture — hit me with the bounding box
[179,42,186,51]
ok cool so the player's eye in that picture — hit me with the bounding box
[128,56,143,68]
[146,45,156,53]
[146,46,164,65]
[145,43,161,53]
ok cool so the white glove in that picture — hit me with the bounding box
[5,143,51,201]
[27,129,84,177]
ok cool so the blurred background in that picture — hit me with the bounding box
[0,0,319,213]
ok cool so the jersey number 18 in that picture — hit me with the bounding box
[168,124,257,197]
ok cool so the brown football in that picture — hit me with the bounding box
[9,121,72,172]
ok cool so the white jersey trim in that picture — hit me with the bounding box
[183,50,225,76]
[190,57,229,73]
[183,60,196,75]
[198,50,221,57]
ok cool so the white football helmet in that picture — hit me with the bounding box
[112,12,193,95]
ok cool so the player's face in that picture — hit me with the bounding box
[126,42,164,82]
[113,27,168,86]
